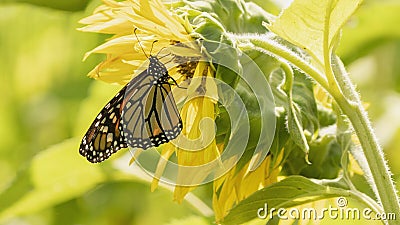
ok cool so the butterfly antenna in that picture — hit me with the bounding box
[150,40,158,56]
[133,28,148,58]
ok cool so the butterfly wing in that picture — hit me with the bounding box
[152,83,182,143]
[79,86,128,163]
[79,71,151,163]
[122,57,182,149]
[122,82,182,149]
[80,56,182,163]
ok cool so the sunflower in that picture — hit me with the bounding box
[79,0,281,222]
[79,0,220,198]
[78,0,193,84]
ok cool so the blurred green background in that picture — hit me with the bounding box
[0,0,399,224]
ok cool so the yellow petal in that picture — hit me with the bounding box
[83,35,137,60]
[87,55,135,84]
[78,18,132,35]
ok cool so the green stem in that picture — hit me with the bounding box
[322,4,400,214]
[339,99,400,221]
[233,34,330,92]
[322,0,345,102]
[333,57,400,222]
[327,187,384,215]
[234,34,400,223]
[349,189,384,215]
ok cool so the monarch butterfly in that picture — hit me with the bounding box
[79,54,183,163]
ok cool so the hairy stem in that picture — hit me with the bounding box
[332,57,400,223]
[235,34,400,223]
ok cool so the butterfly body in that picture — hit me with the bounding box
[80,56,182,163]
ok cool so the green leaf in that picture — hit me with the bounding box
[183,0,271,34]
[222,176,348,225]
[269,70,319,137]
[0,138,105,223]
[291,72,319,135]
[267,114,290,168]
[281,66,310,160]
[268,69,321,166]
[286,102,310,158]
[282,135,342,179]
[182,0,273,84]
[267,0,363,66]
[317,103,337,127]
[224,77,263,173]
